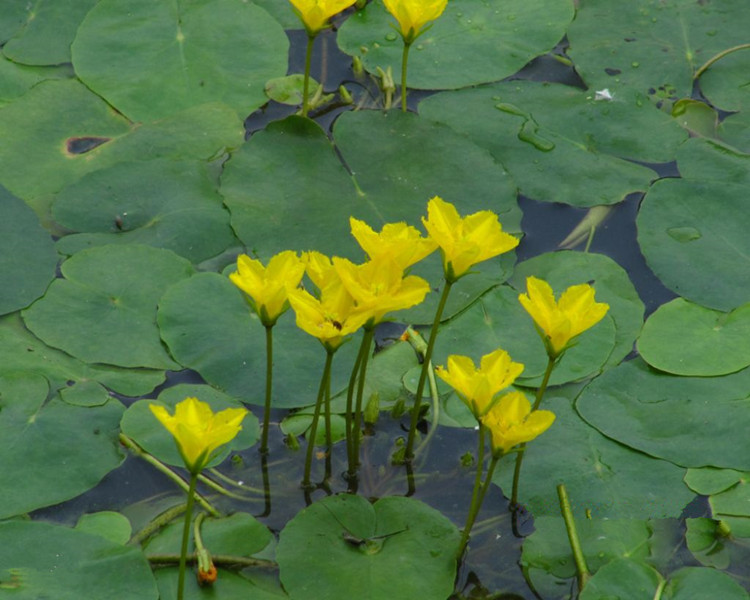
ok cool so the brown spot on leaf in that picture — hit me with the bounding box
[66,136,111,154]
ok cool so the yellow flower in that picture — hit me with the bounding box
[518,276,610,358]
[422,196,519,282]
[333,256,429,325]
[383,0,448,43]
[349,217,437,270]
[150,397,247,473]
[288,279,368,351]
[435,349,524,418]
[481,391,555,456]
[288,0,357,35]
[303,251,339,292]
[230,251,305,326]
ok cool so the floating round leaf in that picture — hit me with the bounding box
[53,159,235,262]
[638,179,750,311]
[75,511,132,545]
[638,299,750,376]
[72,0,288,121]
[121,384,260,469]
[420,82,664,207]
[0,520,158,599]
[23,244,194,369]
[277,494,460,600]
[577,358,750,470]
[0,373,125,519]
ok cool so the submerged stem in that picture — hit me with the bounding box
[303,349,334,488]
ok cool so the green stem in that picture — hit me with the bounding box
[404,280,453,461]
[260,324,274,454]
[303,349,334,488]
[349,327,375,478]
[302,34,315,117]
[511,355,556,507]
[694,43,750,80]
[458,450,501,557]
[557,483,590,591]
[177,472,198,600]
[129,503,187,546]
[400,40,412,112]
[458,423,486,554]
[345,332,366,475]
[119,434,219,516]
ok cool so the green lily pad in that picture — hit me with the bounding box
[337,0,574,90]
[718,109,750,153]
[686,518,732,570]
[675,137,750,185]
[0,79,244,211]
[698,45,750,114]
[662,566,749,600]
[686,468,750,539]
[72,0,288,121]
[53,159,235,263]
[265,74,319,106]
[0,0,28,42]
[495,391,694,519]
[638,178,750,311]
[0,373,125,519]
[566,0,749,105]
[252,0,302,29]
[0,520,157,599]
[3,0,99,65]
[157,272,358,408]
[638,299,750,376]
[277,494,459,600]
[75,511,132,545]
[23,244,194,369]
[144,512,272,557]
[420,82,663,207]
[576,358,750,470]
[509,250,644,370]
[121,384,260,469]
[154,568,287,600]
[0,313,165,396]
[434,284,617,388]
[0,188,57,316]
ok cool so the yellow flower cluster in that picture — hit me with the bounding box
[229,196,519,349]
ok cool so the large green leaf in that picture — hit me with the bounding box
[637,178,750,310]
[337,0,574,89]
[0,521,157,599]
[53,159,235,263]
[0,188,57,315]
[23,245,194,369]
[2,0,99,65]
[72,0,288,121]
[686,468,750,539]
[420,82,662,206]
[576,358,750,470]
[0,373,125,519]
[637,299,750,376]
[157,272,358,408]
[121,384,260,468]
[277,494,459,600]
[0,79,244,212]
[567,0,749,105]
[0,313,165,396]
[0,56,72,106]
[494,391,694,519]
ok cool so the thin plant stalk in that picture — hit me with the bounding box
[510,355,556,507]
[349,327,375,479]
[400,40,412,112]
[557,483,591,591]
[404,280,453,460]
[302,349,334,488]
[177,472,198,600]
[302,34,315,117]
[260,324,274,454]
[458,448,501,557]
[344,333,367,473]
